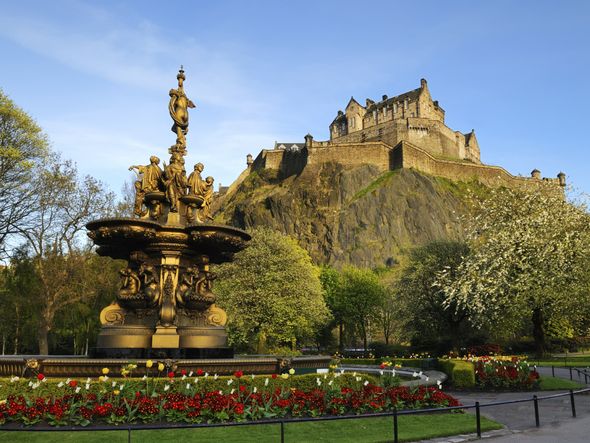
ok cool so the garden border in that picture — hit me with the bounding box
[1,386,589,443]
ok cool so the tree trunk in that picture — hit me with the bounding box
[361,322,368,352]
[338,322,344,353]
[532,308,547,357]
[256,331,267,354]
[38,323,50,355]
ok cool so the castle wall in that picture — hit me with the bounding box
[395,141,541,188]
[251,149,284,171]
[330,117,478,162]
[307,142,391,172]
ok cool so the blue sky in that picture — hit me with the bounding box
[1,1,589,195]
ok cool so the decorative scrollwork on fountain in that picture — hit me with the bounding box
[206,305,227,326]
[100,302,126,325]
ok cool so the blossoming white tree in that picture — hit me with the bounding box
[435,185,590,355]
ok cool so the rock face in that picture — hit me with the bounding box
[214,164,469,267]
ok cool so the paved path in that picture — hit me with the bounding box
[428,366,590,442]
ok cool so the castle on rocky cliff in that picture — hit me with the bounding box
[329,79,480,164]
[220,80,565,197]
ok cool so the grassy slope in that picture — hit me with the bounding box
[0,414,502,443]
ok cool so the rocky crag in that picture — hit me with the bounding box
[214,164,476,268]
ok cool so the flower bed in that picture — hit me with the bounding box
[0,369,460,426]
[471,356,539,390]
[438,356,540,390]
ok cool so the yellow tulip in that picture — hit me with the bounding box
[114,389,120,395]
[280,373,289,379]
[146,360,153,368]
[101,368,110,375]
[158,362,165,372]
[288,368,295,375]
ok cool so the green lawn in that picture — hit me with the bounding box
[0,413,502,443]
[539,376,584,390]
[530,356,590,367]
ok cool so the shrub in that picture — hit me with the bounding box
[437,359,475,389]
[466,344,503,356]
[369,342,410,358]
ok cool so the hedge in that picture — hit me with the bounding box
[437,359,475,388]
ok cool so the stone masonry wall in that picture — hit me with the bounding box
[307,142,391,172]
[395,141,544,188]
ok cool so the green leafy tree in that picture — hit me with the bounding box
[215,227,330,353]
[338,267,387,352]
[396,241,476,352]
[0,249,41,354]
[0,89,48,256]
[15,157,116,354]
[320,266,345,352]
[436,186,590,355]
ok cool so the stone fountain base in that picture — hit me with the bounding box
[0,355,332,377]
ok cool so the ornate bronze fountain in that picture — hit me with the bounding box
[86,68,250,358]
[0,68,332,375]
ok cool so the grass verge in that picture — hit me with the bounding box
[539,376,584,390]
[529,357,590,367]
[0,413,502,443]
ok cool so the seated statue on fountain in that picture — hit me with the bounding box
[186,163,215,222]
[129,156,163,216]
[176,257,217,311]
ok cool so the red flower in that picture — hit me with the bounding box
[37,373,45,381]
[271,374,277,379]
[234,403,244,414]
[234,370,243,378]
[239,385,246,393]
[180,369,187,376]
[196,369,204,376]
[167,371,175,378]
[68,380,78,388]
[379,363,386,369]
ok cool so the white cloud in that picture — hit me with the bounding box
[0,3,281,194]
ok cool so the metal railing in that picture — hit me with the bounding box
[1,387,589,443]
